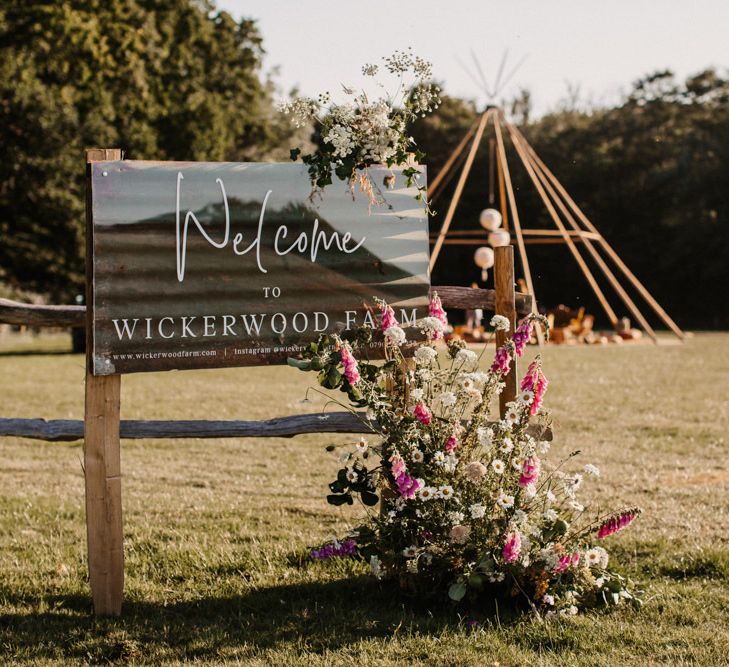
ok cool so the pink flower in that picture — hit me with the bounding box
[491,345,512,375]
[414,401,432,425]
[380,303,398,331]
[428,292,448,340]
[512,319,534,356]
[553,551,580,574]
[340,342,360,385]
[520,359,549,415]
[519,456,541,487]
[389,453,406,479]
[445,424,462,453]
[597,508,642,539]
[503,531,521,563]
[395,474,421,499]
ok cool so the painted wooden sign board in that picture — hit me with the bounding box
[89,161,430,375]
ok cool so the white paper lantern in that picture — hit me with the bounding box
[473,246,495,269]
[479,208,502,231]
[488,229,511,247]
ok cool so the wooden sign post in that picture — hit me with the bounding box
[494,245,518,417]
[84,148,124,616]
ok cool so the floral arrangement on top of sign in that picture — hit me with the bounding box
[279,49,440,206]
[289,295,643,618]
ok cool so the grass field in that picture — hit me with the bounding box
[1,332,728,665]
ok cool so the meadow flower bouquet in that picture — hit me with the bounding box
[280,48,440,205]
[291,295,642,617]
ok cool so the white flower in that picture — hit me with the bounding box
[459,376,475,392]
[543,594,555,606]
[355,437,369,453]
[488,572,505,583]
[384,325,406,346]
[595,577,605,588]
[543,509,558,522]
[538,440,551,454]
[406,558,419,574]
[442,453,458,472]
[513,509,528,524]
[455,348,477,365]
[411,449,424,463]
[477,427,494,447]
[491,459,506,475]
[585,547,609,569]
[496,491,514,510]
[464,371,488,389]
[523,483,537,499]
[410,388,424,402]
[433,451,445,464]
[511,457,524,471]
[439,391,457,407]
[418,486,437,501]
[517,390,534,406]
[438,485,455,499]
[569,500,584,512]
[346,468,358,483]
[418,316,445,338]
[449,511,465,524]
[504,407,520,424]
[414,346,437,364]
[571,473,583,490]
[370,555,382,579]
[498,438,514,455]
[584,464,600,477]
[323,124,354,158]
[469,503,487,519]
[402,546,418,558]
[394,498,406,512]
[546,490,557,504]
[490,315,510,332]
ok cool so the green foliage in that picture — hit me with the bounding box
[0,0,304,300]
[413,72,729,328]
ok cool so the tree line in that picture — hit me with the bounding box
[1,1,727,328]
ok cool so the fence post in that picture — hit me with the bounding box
[494,245,517,418]
[84,148,124,616]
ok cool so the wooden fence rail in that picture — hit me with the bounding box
[0,286,532,329]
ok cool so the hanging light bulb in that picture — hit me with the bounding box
[479,208,502,231]
[488,229,511,247]
[473,246,495,269]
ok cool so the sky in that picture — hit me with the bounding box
[218,0,728,116]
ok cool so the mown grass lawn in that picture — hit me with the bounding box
[1,332,728,665]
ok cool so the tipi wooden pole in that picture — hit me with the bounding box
[84,148,124,616]
[504,120,620,329]
[429,110,490,273]
[525,144,685,341]
[492,112,544,345]
[511,125,658,342]
[428,116,480,200]
[494,246,517,416]
[496,143,509,230]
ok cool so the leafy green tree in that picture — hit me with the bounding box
[0,0,302,300]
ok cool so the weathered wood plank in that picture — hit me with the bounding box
[0,286,534,330]
[494,247,518,416]
[0,413,550,442]
[0,298,85,327]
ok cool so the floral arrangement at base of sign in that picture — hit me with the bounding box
[289,295,643,618]
[279,49,440,206]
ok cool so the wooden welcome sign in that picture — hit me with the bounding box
[83,149,430,615]
[89,158,430,375]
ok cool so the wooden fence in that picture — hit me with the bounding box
[1,245,527,616]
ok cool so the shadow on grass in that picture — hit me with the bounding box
[0,576,509,662]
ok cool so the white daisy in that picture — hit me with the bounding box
[499,438,514,455]
[585,546,609,569]
[402,546,418,558]
[411,449,424,463]
[496,492,514,510]
[518,390,534,405]
[491,459,506,475]
[438,485,455,499]
[346,468,358,483]
[504,407,520,424]
[418,486,437,501]
[459,376,475,392]
[433,451,445,464]
[355,437,369,453]
[511,457,524,471]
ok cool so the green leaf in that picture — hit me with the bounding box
[448,581,467,601]
[287,357,311,371]
[327,493,352,506]
[360,490,379,506]
[290,148,301,161]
